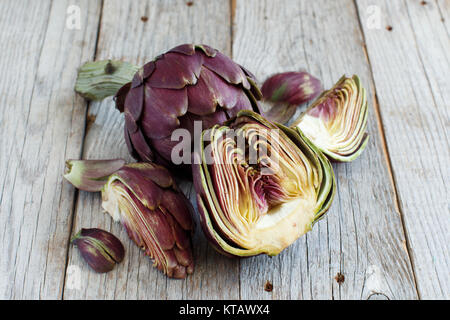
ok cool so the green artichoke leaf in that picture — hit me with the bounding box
[75,60,139,100]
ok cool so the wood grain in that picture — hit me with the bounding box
[233,0,418,299]
[0,0,101,299]
[356,0,450,299]
[437,0,449,33]
[1,0,447,300]
[63,0,239,300]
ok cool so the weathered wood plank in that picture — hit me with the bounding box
[233,0,418,299]
[0,0,102,299]
[437,0,450,34]
[356,0,450,299]
[63,0,238,300]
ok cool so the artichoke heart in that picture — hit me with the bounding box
[293,75,369,162]
[193,111,335,257]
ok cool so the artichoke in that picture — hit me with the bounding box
[71,228,125,273]
[292,75,369,162]
[261,71,322,124]
[111,44,262,165]
[64,160,194,278]
[192,110,335,257]
[75,60,139,101]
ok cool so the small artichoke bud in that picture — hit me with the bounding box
[71,228,125,273]
[261,71,322,124]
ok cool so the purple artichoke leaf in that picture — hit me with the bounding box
[148,52,201,89]
[203,51,250,89]
[64,159,125,192]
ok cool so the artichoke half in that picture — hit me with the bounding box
[64,160,195,278]
[292,75,369,162]
[193,111,335,257]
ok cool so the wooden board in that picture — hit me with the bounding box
[0,0,448,300]
[356,0,450,299]
[232,0,417,300]
[0,0,102,299]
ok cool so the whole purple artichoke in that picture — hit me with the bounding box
[114,44,261,165]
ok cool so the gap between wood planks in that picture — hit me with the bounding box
[352,0,420,299]
[61,0,105,300]
[230,0,236,56]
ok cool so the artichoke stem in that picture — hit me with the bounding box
[75,60,139,100]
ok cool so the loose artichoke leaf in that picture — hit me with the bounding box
[75,60,139,100]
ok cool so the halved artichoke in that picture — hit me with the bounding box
[64,160,194,278]
[292,75,369,162]
[193,110,335,257]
